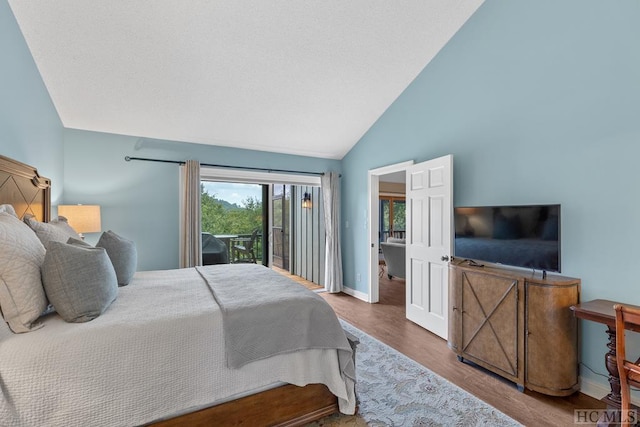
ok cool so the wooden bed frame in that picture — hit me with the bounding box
[0,155,51,222]
[0,154,340,426]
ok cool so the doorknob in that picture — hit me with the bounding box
[441,255,449,262]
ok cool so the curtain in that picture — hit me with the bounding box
[321,171,343,293]
[179,160,202,268]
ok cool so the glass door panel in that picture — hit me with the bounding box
[271,184,290,270]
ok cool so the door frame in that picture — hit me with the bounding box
[368,160,414,303]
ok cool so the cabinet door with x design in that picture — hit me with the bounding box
[448,261,580,396]
[453,269,523,386]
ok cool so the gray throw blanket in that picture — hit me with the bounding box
[196,264,355,383]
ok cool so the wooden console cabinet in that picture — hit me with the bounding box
[448,260,580,396]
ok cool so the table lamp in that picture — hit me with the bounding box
[57,204,101,239]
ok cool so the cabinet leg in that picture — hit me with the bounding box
[457,355,464,363]
[516,384,525,393]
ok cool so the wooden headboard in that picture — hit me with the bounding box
[0,155,51,222]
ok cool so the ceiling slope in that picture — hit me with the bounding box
[9,1,483,159]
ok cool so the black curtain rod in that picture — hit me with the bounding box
[124,156,326,176]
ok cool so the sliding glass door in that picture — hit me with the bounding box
[271,184,290,270]
[199,167,324,284]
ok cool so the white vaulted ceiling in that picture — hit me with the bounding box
[9,1,483,159]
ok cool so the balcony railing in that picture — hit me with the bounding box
[231,232,263,262]
[203,231,263,265]
[381,229,406,242]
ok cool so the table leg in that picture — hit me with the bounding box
[603,325,622,408]
[596,326,623,427]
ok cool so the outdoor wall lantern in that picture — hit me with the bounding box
[302,192,312,209]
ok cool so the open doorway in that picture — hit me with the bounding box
[368,161,413,303]
[200,167,324,287]
[368,156,453,337]
[200,181,266,265]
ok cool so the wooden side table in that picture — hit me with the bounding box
[571,299,640,425]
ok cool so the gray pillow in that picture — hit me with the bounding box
[24,214,80,246]
[0,212,47,333]
[41,241,118,323]
[67,236,91,247]
[97,230,137,286]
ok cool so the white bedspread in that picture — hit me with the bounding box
[0,267,355,426]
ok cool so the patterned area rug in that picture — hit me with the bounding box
[308,320,522,426]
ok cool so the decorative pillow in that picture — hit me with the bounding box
[0,204,17,217]
[97,230,137,286]
[24,214,80,246]
[0,212,47,333]
[67,236,91,247]
[41,241,118,323]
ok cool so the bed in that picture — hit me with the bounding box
[0,155,356,426]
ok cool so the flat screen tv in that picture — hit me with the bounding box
[454,204,561,273]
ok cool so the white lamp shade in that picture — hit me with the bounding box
[57,205,102,234]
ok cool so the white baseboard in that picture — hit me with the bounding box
[341,286,369,302]
[580,376,640,406]
[579,376,609,401]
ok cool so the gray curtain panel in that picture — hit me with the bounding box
[180,160,202,268]
[321,171,343,293]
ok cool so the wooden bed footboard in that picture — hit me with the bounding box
[149,383,339,427]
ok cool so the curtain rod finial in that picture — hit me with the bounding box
[125,156,131,162]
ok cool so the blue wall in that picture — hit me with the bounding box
[341,0,640,395]
[0,1,63,200]
[4,0,638,397]
[63,129,341,271]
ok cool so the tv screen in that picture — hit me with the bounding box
[454,204,561,272]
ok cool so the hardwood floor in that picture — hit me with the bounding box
[272,266,324,291]
[320,276,605,427]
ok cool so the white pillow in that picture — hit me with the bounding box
[0,204,17,217]
[0,212,48,332]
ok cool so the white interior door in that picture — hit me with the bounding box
[405,155,453,339]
